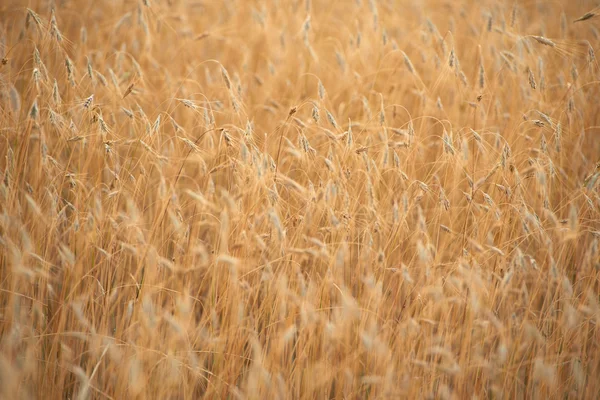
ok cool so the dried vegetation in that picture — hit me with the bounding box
[1,0,600,398]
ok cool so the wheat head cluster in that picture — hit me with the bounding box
[1,0,600,398]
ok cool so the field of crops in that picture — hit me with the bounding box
[1,0,600,398]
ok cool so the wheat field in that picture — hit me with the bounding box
[1,0,600,398]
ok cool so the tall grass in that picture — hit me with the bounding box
[1,0,600,398]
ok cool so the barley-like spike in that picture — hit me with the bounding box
[302,14,311,34]
[65,56,76,86]
[221,65,232,89]
[393,150,400,168]
[574,12,597,23]
[65,57,73,74]
[178,98,196,110]
[30,98,38,120]
[532,120,544,128]
[500,52,516,72]
[326,110,338,129]
[153,114,161,134]
[401,51,415,75]
[26,9,43,30]
[81,26,87,44]
[527,67,536,89]
[122,107,134,119]
[230,93,240,113]
[568,97,574,113]
[318,80,326,100]
[94,71,108,87]
[443,130,455,155]
[32,68,40,90]
[571,64,579,81]
[459,71,468,87]
[33,47,42,68]
[540,135,548,153]
[479,63,485,89]
[531,36,556,47]
[312,104,320,123]
[538,111,552,126]
[86,58,93,81]
[83,94,94,109]
[8,85,20,114]
[511,5,518,27]
[131,58,143,78]
[50,10,62,42]
[98,116,110,134]
[108,68,119,89]
[335,50,346,72]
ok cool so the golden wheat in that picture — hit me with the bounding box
[1,0,600,399]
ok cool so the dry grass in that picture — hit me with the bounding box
[1,0,600,398]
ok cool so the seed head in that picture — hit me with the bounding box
[312,104,320,123]
[574,12,597,23]
[318,80,326,100]
[527,67,536,89]
[220,65,231,89]
[401,51,415,74]
[30,98,39,120]
[531,36,556,47]
[326,110,338,129]
[83,94,94,109]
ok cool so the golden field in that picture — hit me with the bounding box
[1,0,600,398]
